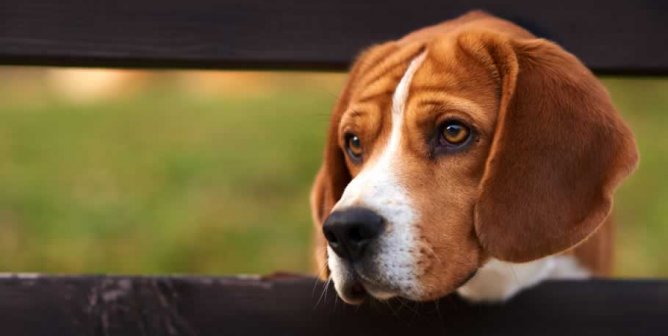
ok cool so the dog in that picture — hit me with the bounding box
[310,11,638,304]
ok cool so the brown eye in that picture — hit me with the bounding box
[441,121,470,145]
[345,133,363,162]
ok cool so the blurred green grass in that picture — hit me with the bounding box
[605,78,668,277]
[0,69,665,277]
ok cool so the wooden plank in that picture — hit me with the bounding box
[0,0,666,74]
[0,275,666,335]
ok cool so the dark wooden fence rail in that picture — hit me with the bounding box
[0,0,667,74]
[0,275,666,336]
[1,1,668,335]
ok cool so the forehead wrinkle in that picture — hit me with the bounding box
[359,63,408,95]
[339,101,384,131]
[339,109,366,128]
[355,77,400,103]
[392,52,428,123]
[413,92,487,121]
[357,43,426,92]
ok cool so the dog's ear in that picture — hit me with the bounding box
[310,42,398,278]
[459,32,638,262]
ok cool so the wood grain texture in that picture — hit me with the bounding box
[0,275,666,336]
[0,0,666,73]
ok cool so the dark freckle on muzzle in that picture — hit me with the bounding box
[322,207,386,262]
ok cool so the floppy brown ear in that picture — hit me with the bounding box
[460,32,638,262]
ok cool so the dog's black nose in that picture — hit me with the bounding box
[322,207,385,262]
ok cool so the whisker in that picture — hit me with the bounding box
[384,299,400,318]
[314,275,332,309]
[324,276,332,304]
[311,262,330,297]
[409,301,422,323]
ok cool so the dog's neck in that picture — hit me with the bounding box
[456,255,590,302]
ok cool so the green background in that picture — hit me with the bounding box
[0,68,665,277]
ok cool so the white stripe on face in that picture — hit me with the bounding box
[329,51,427,299]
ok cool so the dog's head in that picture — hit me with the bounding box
[310,11,638,303]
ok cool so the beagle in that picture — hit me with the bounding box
[310,11,638,304]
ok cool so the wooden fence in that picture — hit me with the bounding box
[0,275,666,335]
[0,0,667,335]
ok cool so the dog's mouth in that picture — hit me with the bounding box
[336,266,400,304]
[339,276,368,304]
[334,262,481,304]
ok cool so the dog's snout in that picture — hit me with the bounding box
[323,207,385,262]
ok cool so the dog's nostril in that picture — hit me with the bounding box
[323,230,338,244]
[322,207,386,261]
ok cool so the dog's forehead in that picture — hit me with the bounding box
[344,42,492,132]
[349,46,423,106]
[339,11,535,124]
[347,41,470,110]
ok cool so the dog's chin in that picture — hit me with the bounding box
[334,275,399,304]
[332,265,480,304]
[332,265,414,304]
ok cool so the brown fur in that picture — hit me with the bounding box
[310,11,637,298]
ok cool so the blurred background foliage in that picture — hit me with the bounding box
[0,67,665,277]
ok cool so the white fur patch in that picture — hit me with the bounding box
[457,255,590,302]
[329,52,427,299]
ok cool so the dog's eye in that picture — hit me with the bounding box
[440,121,471,146]
[345,133,363,162]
